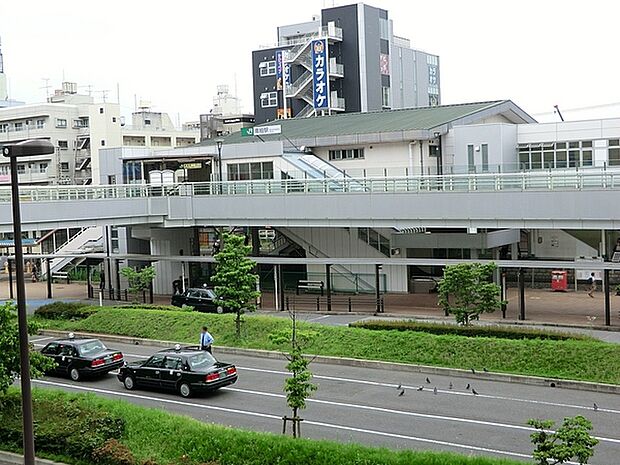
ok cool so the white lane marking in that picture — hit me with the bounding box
[305,315,331,322]
[36,344,619,415]
[224,387,620,445]
[30,336,54,343]
[31,379,535,461]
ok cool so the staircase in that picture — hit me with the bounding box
[43,226,103,277]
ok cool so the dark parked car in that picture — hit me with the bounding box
[117,346,238,398]
[41,336,124,381]
[171,288,227,313]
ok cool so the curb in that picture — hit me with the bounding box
[39,329,620,395]
[0,451,67,465]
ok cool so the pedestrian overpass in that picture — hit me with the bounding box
[0,170,619,232]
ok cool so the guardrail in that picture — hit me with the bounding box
[1,170,620,203]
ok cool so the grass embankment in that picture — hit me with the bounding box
[35,306,620,384]
[1,389,523,465]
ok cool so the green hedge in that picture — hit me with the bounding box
[36,308,620,384]
[33,301,97,320]
[349,320,590,341]
[0,389,522,465]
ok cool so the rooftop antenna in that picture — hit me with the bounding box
[553,104,564,122]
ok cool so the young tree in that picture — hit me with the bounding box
[438,262,503,325]
[528,416,599,465]
[0,301,56,395]
[269,310,318,438]
[120,265,156,299]
[211,232,260,337]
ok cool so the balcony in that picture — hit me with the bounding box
[329,59,344,78]
[330,93,345,111]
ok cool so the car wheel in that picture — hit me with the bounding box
[123,375,136,390]
[69,367,81,381]
[179,382,192,398]
[216,306,224,314]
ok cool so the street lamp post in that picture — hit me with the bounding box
[2,139,55,465]
[215,139,223,194]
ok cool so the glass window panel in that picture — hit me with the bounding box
[250,162,261,180]
[582,150,593,166]
[543,151,554,169]
[481,144,489,172]
[238,163,250,180]
[568,150,579,167]
[556,142,566,149]
[569,141,579,149]
[609,148,620,166]
[262,162,274,179]
[467,145,475,172]
[519,152,530,169]
[556,150,567,168]
[581,141,592,148]
[531,151,542,169]
[609,139,620,147]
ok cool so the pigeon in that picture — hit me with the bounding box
[425,377,431,384]
[396,383,402,390]
[483,367,489,373]
[470,368,476,374]
[448,382,453,390]
[398,389,405,397]
[472,388,479,395]
[466,383,471,390]
[417,385,424,391]
[593,403,598,411]
[433,387,438,395]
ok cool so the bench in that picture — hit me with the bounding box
[51,272,71,284]
[296,280,324,296]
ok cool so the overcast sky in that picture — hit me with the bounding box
[1,0,619,124]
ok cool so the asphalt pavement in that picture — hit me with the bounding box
[29,336,620,464]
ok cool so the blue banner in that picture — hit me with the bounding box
[311,39,329,110]
[284,62,291,87]
[276,51,284,90]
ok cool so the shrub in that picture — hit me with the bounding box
[110,304,194,312]
[34,301,96,320]
[93,439,136,465]
[349,320,590,341]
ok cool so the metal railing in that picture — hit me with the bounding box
[1,170,620,203]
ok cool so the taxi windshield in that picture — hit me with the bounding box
[188,352,217,370]
[77,340,107,356]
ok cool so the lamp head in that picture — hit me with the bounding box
[2,139,55,158]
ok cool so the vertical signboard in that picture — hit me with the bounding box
[283,62,291,87]
[311,39,329,110]
[276,51,284,91]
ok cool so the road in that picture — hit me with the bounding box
[30,336,620,464]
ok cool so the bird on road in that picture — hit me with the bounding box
[470,368,476,374]
[396,383,402,390]
[466,383,470,390]
[398,389,405,397]
[594,403,598,411]
[448,382,453,390]
[417,385,424,391]
[425,377,431,384]
[433,387,438,395]
[472,388,479,395]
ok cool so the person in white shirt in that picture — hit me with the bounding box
[199,326,214,353]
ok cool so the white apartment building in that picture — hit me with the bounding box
[0,83,200,186]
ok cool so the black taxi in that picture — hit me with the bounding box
[117,345,238,398]
[41,335,124,381]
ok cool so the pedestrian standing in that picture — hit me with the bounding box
[199,326,214,353]
[587,272,597,298]
[31,262,38,283]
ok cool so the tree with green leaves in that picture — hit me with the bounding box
[120,265,156,300]
[528,416,598,465]
[0,301,55,395]
[438,262,503,325]
[211,232,260,337]
[269,310,318,438]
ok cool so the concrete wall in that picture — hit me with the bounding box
[145,228,194,294]
[530,229,598,260]
[89,103,122,185]
[452,123,518,173]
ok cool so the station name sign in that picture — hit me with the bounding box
[241,125,282,137]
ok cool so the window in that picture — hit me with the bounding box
[467,144,475,172]
[0,166,8,175]
[610,139,620,166]
[144,119,151,125]
[101,139,106,146]
[164,357,182,370]
[259,60,276,77]
[16,164,26,174]
[57,140,68,149]
[517,141,595,170]
[0,123,8,133]
[99,107,104,114]
[144,355,165,368]
[381,86,391,108]
[328,148,365,160]
[36,119,44,129]
[481,144,489,172]
[112,117,117,123]
[38,163,48,173]
[227,161,274,181]
[60,162,69,171]
[14,122,23,132]
[56,118,67,128]
[260,92,277,108]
